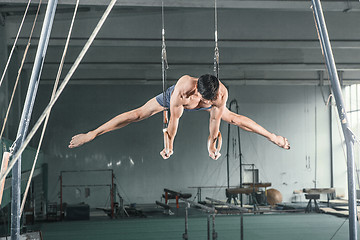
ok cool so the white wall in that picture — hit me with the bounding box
[330,86,360,200]
[227,85,332,202]
[331,104,348,199]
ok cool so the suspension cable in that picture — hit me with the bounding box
[162,1,169,128]
[0,0,32,89]
[161,1,170,153]
[0,0,42,142]
[213,0,219,79]
[20,0,80,215]
[0,0,118,185]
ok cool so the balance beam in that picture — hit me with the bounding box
[164,188,191,198]
[163,188,192,208]
[226,187,258,195]
[303,188,335,194]
[242,182,271,188]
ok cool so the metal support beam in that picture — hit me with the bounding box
[10,0,57,239]
[1,0,360,11]
[22,62,360,71]
[226,99,244,206]
[36,78,360,86]
[311,1,358,240]
[11,38,360,49]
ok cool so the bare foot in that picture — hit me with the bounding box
[68,132,95,148]
[271,134,290,150]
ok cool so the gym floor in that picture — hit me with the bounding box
[30,207,356,240]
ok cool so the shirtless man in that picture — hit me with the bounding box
[68,74,290,160]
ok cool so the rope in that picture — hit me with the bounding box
[0,0,32,89]
[0,0,42,142]
[161,1,170,154]
[20,0,79,215]
[0,0,118,185]
[213,0,219,79]
[162,1,169,130]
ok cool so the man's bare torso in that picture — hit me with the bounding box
[171,75,227,110]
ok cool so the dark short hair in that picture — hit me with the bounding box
[197,74,219,100]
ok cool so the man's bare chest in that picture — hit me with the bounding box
[182,95,211,110]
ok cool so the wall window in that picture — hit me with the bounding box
[345,84,360,187]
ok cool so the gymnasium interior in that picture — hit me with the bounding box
[0,0,360,239]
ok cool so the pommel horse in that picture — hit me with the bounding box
[163,188,192,209]
[302,188,335,213]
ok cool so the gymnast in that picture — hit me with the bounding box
[68,74,290,160]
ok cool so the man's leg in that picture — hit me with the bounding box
[69,97,164,148]
[221,108,290,149]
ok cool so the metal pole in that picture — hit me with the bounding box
[226,99,244,206]
[226,113,231,189]
[212,214,217,240]
[183,203,188,240]
[235,102,243,207]
[111,171,114,219]
[240,214,244,240]
[60,174,63,220]
[207,215,210,240]
[315,105,317,188]
[330,106,334,188]
[311,1,358,239]
[10,0,57,238]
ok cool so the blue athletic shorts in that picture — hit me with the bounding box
[155,85,212,112]
[155,85,175,109]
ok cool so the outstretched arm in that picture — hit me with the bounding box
[221,108,290,149]
[160,99,184,159]
[208,104,225,160]
[69,98,163,148]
